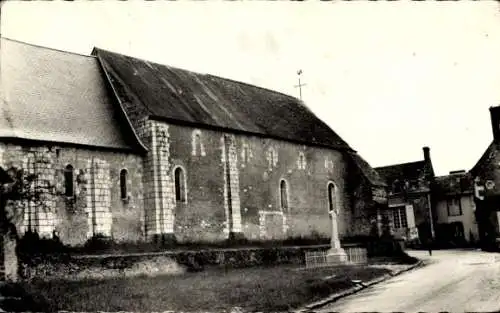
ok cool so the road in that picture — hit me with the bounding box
[315,249,500,312]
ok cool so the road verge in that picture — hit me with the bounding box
[295,260,425,313]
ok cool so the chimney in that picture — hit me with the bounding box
[490,106,500,142]
[423,146,430,162]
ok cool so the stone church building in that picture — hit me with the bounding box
[0,37,387,247]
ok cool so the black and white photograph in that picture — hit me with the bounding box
[1,1,500,312]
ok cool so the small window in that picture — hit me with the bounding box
[328,182,337,213]
[120,169,128,200]
[174,167,186,202]
[241,142,251,164]
[280,179,288,210]
[298,152,306,169]
[268,147,278,169]
[64,164,74,197]
[192,130,205,156]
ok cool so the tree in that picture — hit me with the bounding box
[0,166,57,281]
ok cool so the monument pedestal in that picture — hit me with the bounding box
[327,247,348,264]
[328,210,348,264]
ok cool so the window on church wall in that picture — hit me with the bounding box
[328,182,337,213]
[64,164,74,197]
[297,152,307,170]
[267,147,278,169]
[174,167,186,203]
[191,130,206,157]
[241,142,252,166]
[120,169,128,200]
[447,197,462,216]
[280,179,289,211]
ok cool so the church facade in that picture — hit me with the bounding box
[0,38,387,247]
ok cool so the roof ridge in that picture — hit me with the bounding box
[375,159,425,170]
[1,36,95,59]
[206,74,300,102]
[94,47,302,102]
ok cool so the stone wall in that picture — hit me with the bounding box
[0,142,144,246]
[344,158,379,237]
[138,119,357,243]
[0,121,371,247]
[19,245,330,282]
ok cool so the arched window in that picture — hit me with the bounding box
[64,164,74,197]
[120,169,128,200]
[280,179,288,210]
[174,167,186,202]
[328,182,337,213]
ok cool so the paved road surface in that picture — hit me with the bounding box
[315,249,500,312]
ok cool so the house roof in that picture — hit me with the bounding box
[469,141,496,178]
[0,38,144,152]
[434,173,473,197]
[375,160,429,184]
[348,152,387,187]
[93,48,353,151]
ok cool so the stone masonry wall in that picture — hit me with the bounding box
[136,119,176,240]
[0,142,144,246]
[143,120,355,243]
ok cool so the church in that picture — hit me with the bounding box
[0,37,387,247]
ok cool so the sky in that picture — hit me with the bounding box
[2,1,500,176]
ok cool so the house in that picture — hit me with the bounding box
[375,147,435,245]
[0,37,386,247]
[469,105,500,250]
[434,170,478,246]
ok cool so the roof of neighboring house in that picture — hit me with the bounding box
[348,152,387,187]
[434,173,474,196]
[375,160,430,184]
[0,38,144,152]
[469,141,496,178]
[92,48,353,151]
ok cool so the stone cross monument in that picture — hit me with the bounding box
[327,207,348,263]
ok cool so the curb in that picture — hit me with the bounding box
[294,260,425,313]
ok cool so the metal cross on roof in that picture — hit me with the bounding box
[294,69,306,100]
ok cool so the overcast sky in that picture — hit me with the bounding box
[2,1,500,176]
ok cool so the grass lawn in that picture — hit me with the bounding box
[3,264,391,312]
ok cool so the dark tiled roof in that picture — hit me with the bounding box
[0,38,143,152]
[93,48,353,151]
[375,160,428,184]
[434,173,473,197]
[469,141,495,178]
[348,152,387,187]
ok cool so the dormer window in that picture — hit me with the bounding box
[392,180,403,194]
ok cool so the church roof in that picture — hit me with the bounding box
[93,48,353,151]
[0,38,144,152]
[348,152,387,187]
